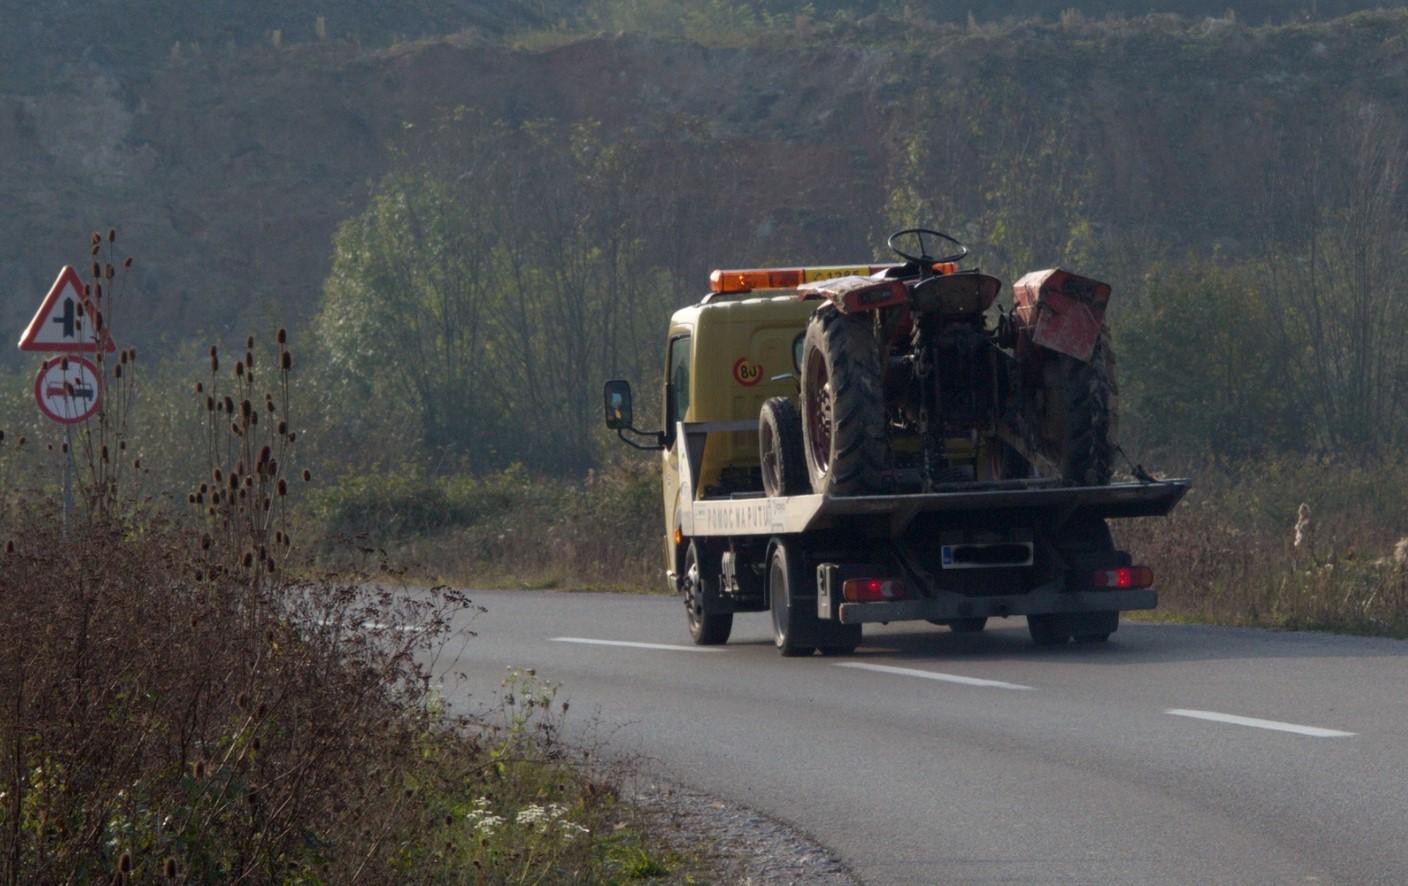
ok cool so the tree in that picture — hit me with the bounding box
[1253,101,1408,455]
[316,115,686,474]
[318,171,505,466]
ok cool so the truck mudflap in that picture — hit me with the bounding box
[837,585,1156,625]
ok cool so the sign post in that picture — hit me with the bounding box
[64,425,73,534]
[18,266,116,531]
[31,356,102,532]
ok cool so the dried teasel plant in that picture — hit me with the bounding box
[192,328,304,586]
[65,229,143,520]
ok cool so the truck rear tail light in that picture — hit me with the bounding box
[841,578,906,602]
[1091,566,1153,589]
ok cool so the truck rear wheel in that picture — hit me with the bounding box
[1027,614,1073,646]
[1071,611,1118,643]
[684,541,732,645]
[759,396,808,497]
[768,541,815,657]
[801,307,887,496]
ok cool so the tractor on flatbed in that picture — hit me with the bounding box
[604,229,1187,655]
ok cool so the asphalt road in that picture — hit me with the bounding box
[435,590,1408,884]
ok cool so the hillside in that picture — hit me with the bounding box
[1,10,1406,364]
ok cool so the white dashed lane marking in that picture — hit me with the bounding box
[1166,708,1356,738]
[551,637,726,653]
[834,661,1035,690]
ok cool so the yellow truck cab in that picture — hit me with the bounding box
[658,294,814,575]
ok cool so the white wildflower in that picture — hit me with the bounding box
[516,804,548,826]
[560,821,591,841]
[513,801,590,840]
[466,797,505,836]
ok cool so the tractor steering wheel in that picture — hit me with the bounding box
[887,228,969,266]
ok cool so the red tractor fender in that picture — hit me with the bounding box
[1013,268,1111,363]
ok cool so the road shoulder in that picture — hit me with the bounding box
[631,780,858,885]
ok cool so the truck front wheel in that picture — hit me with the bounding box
[684,541,732,645]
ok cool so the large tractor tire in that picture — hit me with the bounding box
[1042,331,1119,486]
[800,307,887,496]
[759,396,808,497]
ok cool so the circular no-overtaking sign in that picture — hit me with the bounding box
[34,356,102,425]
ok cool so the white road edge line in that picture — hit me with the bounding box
[1165,708,1356,738]
[551,637,726,653]
[834,661,1034,690]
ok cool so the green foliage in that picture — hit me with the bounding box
[385,669,680,882]
[305,459,660,590]
[315,114,686,474]
[318,170,509,463]
[1118,260,1302,461]
[308,463,545,539]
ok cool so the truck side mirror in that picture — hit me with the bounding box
[603,379,634,430]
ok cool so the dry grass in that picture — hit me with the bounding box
[313,453,1408,642]
[0,512,676,882]
[1118,459,1408,636]
[0,445,673,885]
[0,237,677,882]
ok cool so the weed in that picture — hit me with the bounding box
[0,232,674,883]
[1120,458,1408,636]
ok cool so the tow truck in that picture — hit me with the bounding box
[604,230,1188,655]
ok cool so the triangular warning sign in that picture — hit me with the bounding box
[17,265,116,353]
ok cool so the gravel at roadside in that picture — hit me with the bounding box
[630,780,860,885]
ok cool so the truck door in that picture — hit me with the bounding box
[661,333,692,579]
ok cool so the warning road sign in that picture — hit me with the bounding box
[17,266,116,353]
[34,356,102,425]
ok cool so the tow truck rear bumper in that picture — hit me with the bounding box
[837,587,1156,624]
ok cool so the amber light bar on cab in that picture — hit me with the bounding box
[709,264,900,294]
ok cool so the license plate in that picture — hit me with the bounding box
[941,542,1034,569]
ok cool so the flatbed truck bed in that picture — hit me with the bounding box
[669,420,1189,648]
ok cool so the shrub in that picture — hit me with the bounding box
[1119,457,1408,636]
[0,238,673,879]
[306,457,661,591]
